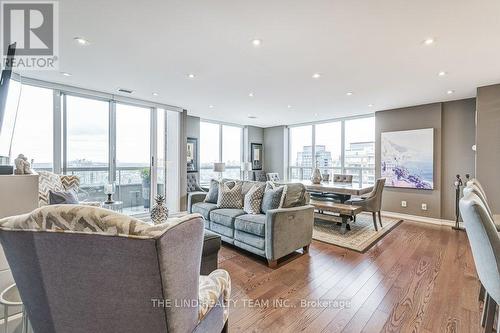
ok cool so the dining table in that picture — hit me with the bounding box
[293,180,374,203]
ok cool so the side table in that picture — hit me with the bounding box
[0,284,28,333]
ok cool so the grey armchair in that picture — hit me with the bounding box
[460,191,500,333]
[187,173,205,193]
[346,178,386,231]
[0,205,230,333]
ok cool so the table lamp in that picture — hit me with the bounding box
[104,182,116,204]
[213,162,225,180]
[242,162,252,180]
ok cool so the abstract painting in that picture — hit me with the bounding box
[381,128,434,189]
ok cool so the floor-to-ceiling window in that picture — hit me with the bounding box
[65,95,109,202]
[288,116,375,185]
[200,121,242,185]
[116,104,151,214]
[289,125,313,180]
[9,84,53,170]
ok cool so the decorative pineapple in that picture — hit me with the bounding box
[151,195,169,225]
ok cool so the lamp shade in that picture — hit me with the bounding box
[242,162,252,172]
[213,162,226,172]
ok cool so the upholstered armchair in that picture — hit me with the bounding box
[346,178,386,231]
[187,173,205,193]
[0,205,231,333]
[37,171,100,207]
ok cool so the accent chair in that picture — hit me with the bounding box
[346,178,386,231]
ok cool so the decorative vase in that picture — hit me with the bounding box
[311,163,323,184]
[151,195,169,225]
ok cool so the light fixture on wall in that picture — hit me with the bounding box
[242,162,253,180]
[213,162,226,180]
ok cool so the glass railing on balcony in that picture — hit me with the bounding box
[289,166,374,186]
[199,166,241,186]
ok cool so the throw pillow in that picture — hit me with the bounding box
[243,184,265,214]
[265,181,287,207]
[217,181,243,209]
[204,179,220,203]
[49,189,79,205]
[261,182,287,214]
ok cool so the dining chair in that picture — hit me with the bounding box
[460,191,500,333]
[346,178,386,231]
[333,174,353,183]
[266,173,280,182]
[464,179,500,231]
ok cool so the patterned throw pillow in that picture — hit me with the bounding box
[261,182,287,214]
[243,184,265,214]
[49,189,79,205]
[217,181,243,209]
[38,171,64,206]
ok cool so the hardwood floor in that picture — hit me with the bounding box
[219,220,482,333]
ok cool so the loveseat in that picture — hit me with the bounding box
[188,180,314,268]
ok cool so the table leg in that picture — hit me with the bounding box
[340,216,348,234]
[4,305,8,333]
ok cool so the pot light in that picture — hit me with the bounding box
[346,92,353,96]
[368,104,374,107]
[248,115,257,119]
[287,105,292,109]
[423,38,435,45]
[152,92,159,96]
[187,73,196,79]
[438,71,447,77]
[251,39,262,47]
[314,113,318,117]
[61,72,72,77]
[248,92,254,97]
[208,105,214,109]
[447,90,455,94]
[74,37,90,46]
[312,73,321,79]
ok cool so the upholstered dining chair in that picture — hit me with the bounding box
[333,174,353,183]
[346,178,386,231]
[464,179,500,231]
[187,173,205,193]
[266,173,280,182]
[460,191,500,333]
[0,205,230,333]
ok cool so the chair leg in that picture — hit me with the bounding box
[303,245,310,253]
[267,259,278,268]
[482,292,489,327]
[378,211,383,228]
[372,212,378,231]
[222,319,229,333]
[479,283,485,301]
[484,294,496,332]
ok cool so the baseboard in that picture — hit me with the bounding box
[381,211,456,227]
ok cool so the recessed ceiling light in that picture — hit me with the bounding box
[61,72,72,77]
[74,37,90,46]
[248,115,257,119]
[346,92,353,96]
[208,105,214,109]
[251,39,262,47]
[447,90,455,94]
[248,92,254,97]
[287,105,292,109]
[314,113,318,117]
[423,38,435,45]
[438,71,447,77]
[152,92,159,96]
[187,73,195,79]
[312,73,321,79]
[368,104,374,107]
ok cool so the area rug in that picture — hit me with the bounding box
[313,213,403,253]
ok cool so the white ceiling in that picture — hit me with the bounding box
[24,0,500,127]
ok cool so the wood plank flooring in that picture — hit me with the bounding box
[218,220,482,333]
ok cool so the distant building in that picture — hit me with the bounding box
[295,145,334,168]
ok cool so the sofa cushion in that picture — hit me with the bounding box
[49,189,79,205]
[235,214,266,237]
[192,202,219,220]
[243,184,265,214]
[274,182,307,208]
[217,181,243,209]
[234,230,265,250]
[209,221,234,238]
[261,183,286,214]
[210,209,245,228]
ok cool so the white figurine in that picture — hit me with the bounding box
[14,154,33,175]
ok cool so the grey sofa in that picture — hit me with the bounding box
[0,205,230,333]
[188,180,314,268]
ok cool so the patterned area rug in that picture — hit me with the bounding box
[313,213,403,253]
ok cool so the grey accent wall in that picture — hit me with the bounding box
[263,126,287,179]
[376,99,476,220]
[476,84,500,214]
[441,99,476,220]
[376,103,443,218]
